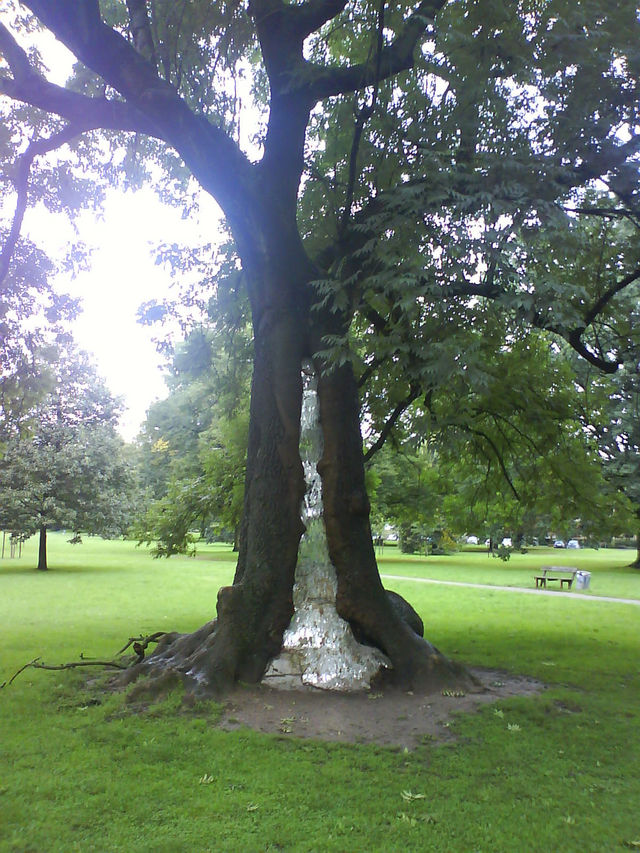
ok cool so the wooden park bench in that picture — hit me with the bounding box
[534,566,578,590]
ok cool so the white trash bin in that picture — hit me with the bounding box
[574,570,591,590]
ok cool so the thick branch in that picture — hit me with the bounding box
[247,1,317,207]
[0,23,160,135]
[19,2,253,218]
[534,265,640,374]
[126,0,158,72]
[250,0,349,42]
[583,265,640,328]
[290,0,349,38]
[564,329,619,374]
[561,205,640,225]
[573,133,640,189]
[307,0,448,101]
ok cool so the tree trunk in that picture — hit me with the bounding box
[37,524,47,571]
[128,235,310,693]
[316,357,463,689]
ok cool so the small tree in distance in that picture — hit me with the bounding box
[0,349,134,570]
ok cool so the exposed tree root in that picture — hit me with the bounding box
[1,656,126,688]
[2,622,474,699]
[115,617,475,701]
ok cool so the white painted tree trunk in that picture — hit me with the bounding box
[263,361,389,690]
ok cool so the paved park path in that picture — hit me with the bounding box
[381,574,640,606]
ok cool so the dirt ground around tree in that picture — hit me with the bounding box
[216,668,545,749]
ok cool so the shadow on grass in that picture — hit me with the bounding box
[377,554,450,565]
[0,562,134,576]
[190,550,238,563]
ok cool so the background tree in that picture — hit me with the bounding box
[1,1,639,692]
[0,347,135,569]
[580,360,640,565]
[134,317,251,554]
[367,444,444,553]
[0,234,81,445]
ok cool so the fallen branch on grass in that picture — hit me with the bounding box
[1,656,127,688]
[1,631,169,688]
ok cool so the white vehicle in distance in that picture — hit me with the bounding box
[566,539,580,549]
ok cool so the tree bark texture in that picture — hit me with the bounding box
[131,232,315,692]
[316,356,463,688]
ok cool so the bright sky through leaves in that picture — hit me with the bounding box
[25,186,221,440]
[1,12,224,440]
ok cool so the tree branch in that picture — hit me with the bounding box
[339,0,386,236]
[18,3,253,217]
[583,265,640,329]
[0,124,89,289]
[467,427,520,501]
[0,657,126,688]
[533,265,640,374]
[561,204,640,226]
[363,384,420,462]
[291,0,349,38]
[0,22,160,135]
[126,0,158,73]
[306,0,448,101]
[575,133,640,188]
[357,353,387,389]
[563,329,620,374]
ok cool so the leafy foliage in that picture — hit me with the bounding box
[367,327,634,544]
[0,347,134,564]
[134,323,251,555]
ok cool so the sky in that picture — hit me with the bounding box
[25,188,222,441]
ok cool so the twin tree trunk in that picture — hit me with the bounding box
[131,219,463,695]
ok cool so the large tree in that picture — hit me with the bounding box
[1,1,639,692]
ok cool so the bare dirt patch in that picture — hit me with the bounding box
[216,668,545,749]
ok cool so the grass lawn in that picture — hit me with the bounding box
[1,533,639,852]
[379,543,640,599]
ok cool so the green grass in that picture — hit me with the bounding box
[1,533,639,852]
[379,544,640,599]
